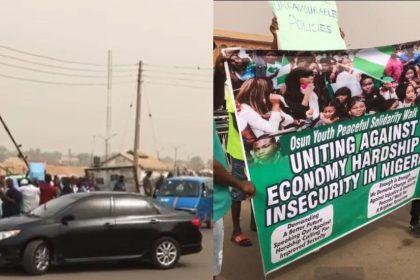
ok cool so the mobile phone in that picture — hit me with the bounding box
[300,83,309,91]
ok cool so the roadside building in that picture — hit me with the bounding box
[0,163,7,176]
[1,157,85,178]
[1,157,27,174]
[46,165,85,177]
[85,150,171,193]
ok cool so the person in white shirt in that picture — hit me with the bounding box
[336,57,362,97]
[69,176,78,193]
[236,78,294,139]
[18,178,40,213]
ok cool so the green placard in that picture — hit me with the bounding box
[269,1,346,50]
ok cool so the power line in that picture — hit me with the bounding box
[113,63,138,67]
[142,74,211,83]
[143,62,212,71]
[0,61,108,78]
[0,59,137,79]
[0,52,138,76]
[143,89,159,155]
[113,80,137,85]
[0,45,208,87]
[0,71,210,88]
[119,87,136,152]
[0,72,107,86]
[103,63,212,71]
[0,44,107,66]
[0,53,205,77]
[112,68,138,73]
[101,62,212,71]
[142,68,211,77]
[142,80,210,90]
[0,44,211,72]
[0,53,107,72]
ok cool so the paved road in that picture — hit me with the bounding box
[221,202,420,280]
[0,229,212,280]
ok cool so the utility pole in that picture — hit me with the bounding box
[68,148,72,166]
[90,135,96,166]
[105,50,112,160]
[0,114,29,168]
[133,61,143,193]
[156,146,164,160]
[173,144,184,176]
[97,134,116,161]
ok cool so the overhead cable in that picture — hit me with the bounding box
[0,72,106,86]
[0,44,106,66]
[143,81,210,90]
[142,74,211,83]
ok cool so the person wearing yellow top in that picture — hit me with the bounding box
[225,84,256,246]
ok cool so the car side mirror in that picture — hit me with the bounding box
[61,214,75,225]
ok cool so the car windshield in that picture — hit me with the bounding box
[159,179,200,197]
[29,195,80,218]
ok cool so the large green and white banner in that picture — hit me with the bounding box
[222,41,420,275]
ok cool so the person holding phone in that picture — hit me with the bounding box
[236,78,295,138]
[283,67,320,120]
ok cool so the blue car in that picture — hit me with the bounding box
[155,176,213,228]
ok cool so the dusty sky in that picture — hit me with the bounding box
[0,0,212,161]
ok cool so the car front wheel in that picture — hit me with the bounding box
[151,237,180,269]
[22,240,50,275]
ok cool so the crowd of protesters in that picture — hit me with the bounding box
[113,172,170,197]
[0,170,176,218]
[0,174,98,218]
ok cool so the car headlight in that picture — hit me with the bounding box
[0,230,21,241]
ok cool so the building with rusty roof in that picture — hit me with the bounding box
[1,157,85,177]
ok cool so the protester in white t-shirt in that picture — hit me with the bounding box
[19,179,40,213]
[236,78,294,139]
[336,57,362,97]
